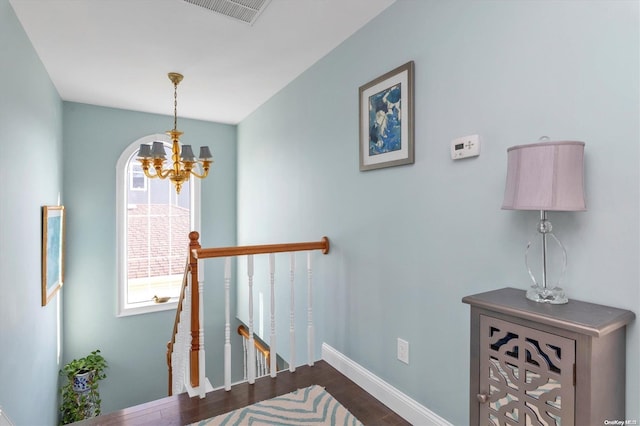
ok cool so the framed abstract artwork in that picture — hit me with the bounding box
[359,61,415,171]
[42,205,65,306]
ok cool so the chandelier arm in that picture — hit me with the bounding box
[189,161,212,179]
[189,170,208,179]
[141,165,174,180]
[155,168,174,179]
[141,168,157,179]
[139,159,163,179]
[139,160,154,177]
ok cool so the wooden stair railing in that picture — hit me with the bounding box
[168,232,330,397]
[166,260,190,396]
[237,324,271,378]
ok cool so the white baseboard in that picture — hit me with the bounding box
[0,406,14,426]
[322,343,452,426]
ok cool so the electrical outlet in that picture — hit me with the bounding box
[397,338,409,364]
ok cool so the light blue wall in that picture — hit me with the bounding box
[0,0,63,424]
[2,0,638,423]
[62,102,238,413]
[237,1,639,424]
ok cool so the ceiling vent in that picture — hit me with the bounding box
[183,0,272,25]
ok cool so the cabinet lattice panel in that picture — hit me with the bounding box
[479,315,575,426]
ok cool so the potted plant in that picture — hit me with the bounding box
[59,350,108,425]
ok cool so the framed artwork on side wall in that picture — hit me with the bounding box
[42,205,65,306]
[359,60,415,171]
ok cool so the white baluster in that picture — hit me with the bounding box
[241,334,247,380]
[171,275,191,395]
[255,351,260,377]
[289,252,296,372]
[258,351,266,377]
[256,353,261,377]
[179,281,192,394]
[247,255,256,384]
[269,253,277,377]
[198,261,206,398]
[224,257,232,391]
[307,252,314,366]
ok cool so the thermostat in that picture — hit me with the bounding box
[451,134,480,160]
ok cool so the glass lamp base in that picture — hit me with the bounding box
[526,285,568,304]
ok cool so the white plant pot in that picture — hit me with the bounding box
[72,371,94,393]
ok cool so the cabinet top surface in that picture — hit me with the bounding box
[462,287,635,337]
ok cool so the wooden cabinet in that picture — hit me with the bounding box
[463,287,634,426]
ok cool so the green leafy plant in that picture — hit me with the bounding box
[59,350,108,425]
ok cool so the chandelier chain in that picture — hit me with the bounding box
[173,81,178,131]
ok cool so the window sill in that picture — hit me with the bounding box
[117,299,178,317]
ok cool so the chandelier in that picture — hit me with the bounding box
[137,72,213,194]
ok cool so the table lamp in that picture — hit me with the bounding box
[502,139,586,304]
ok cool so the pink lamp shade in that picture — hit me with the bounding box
[502,141,586,212]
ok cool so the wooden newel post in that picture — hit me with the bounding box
[189,231,201,388]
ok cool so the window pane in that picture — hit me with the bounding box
[130,164,147,190]
[126,146,191,305]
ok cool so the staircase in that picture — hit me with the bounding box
[167,232,330,397]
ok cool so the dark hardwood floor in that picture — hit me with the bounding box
[78,360,410,426]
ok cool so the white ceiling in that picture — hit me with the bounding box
[9,0,395,124]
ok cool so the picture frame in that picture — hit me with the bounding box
[359,61,415,171]
[42,205,65,306]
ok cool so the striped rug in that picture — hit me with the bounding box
[190,385,363,426]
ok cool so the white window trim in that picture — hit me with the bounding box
[116,134,201,317]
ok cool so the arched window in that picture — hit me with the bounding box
[116,134,201,316]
